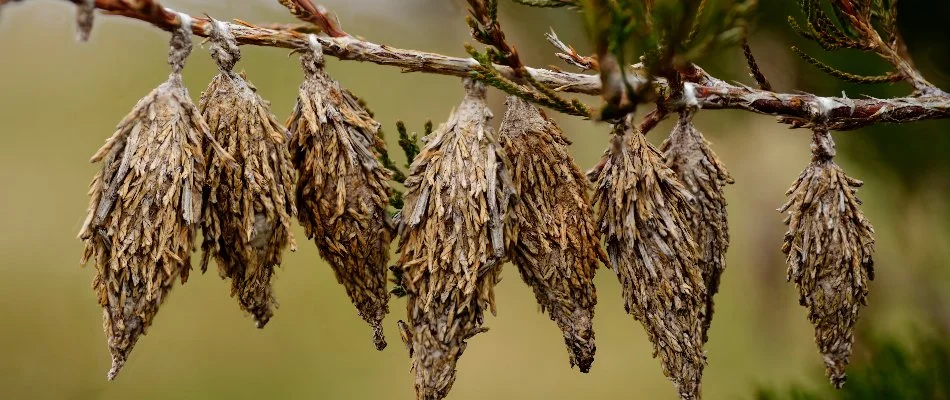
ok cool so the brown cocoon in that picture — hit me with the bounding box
[590,118,707,400]
[661,113,733,343]
[395,79,515,400]
[288,38,393,349]
[78,24,210,380]
[499,96,602,372]
[199,22,297,329]
[780,127,875,388]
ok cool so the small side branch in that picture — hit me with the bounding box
[546,29,597,71]
[638,108,667,135]
[277,0,346,37]
[741,39,772,91]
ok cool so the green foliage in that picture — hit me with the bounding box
[755,332,950,400]
[362,98,410,211]
[681,0,756,64]
[868,0,899,43]
[381,120,427,211]
[396,121,422,169]
[377,136,406,183]
[378,120,426,211]
[375,131,405,210]
[389,265,407,298]
[791,46,901,83]
[579,0,754,77]
[574,0,754,117]
[466,44,593,118]
[741,39,773,90]
[465,0,592,118]
[790,0,872,51]
[789,0,903,84]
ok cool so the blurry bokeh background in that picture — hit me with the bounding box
[1,1,948,399]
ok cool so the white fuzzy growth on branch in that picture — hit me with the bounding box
[175,10,190,31]
[815,96,837,120]
[683,82,699,108]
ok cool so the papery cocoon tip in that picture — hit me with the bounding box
[288,37,393,350]
[395,79,515,400]
[590,118,707,400]
[660,113,734,344]
[500,96,602,373]
[198,21,297,329]
[780,127,874,388]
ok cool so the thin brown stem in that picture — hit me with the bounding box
[741,38,773,92]
[638,108,668,135]
[874,37,939,95]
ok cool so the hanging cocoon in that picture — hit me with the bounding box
[287,36,394,349]
[198,20,297,328]
[395,79,515,400]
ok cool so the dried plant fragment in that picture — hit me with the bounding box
[395,79,515,400]
[499,96,602,372]
[288,36,393,350]
[78,23,208,380]
[199,21,296,329]
[779,127,875,388]
[590,119,707,400]
[660,113,734,343]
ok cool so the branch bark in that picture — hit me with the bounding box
[690,67,950,131]
[19,0,950,131]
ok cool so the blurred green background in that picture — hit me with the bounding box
[1,1,948,399]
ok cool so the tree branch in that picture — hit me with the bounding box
[24,0,950,131]
[691,67,950,130]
